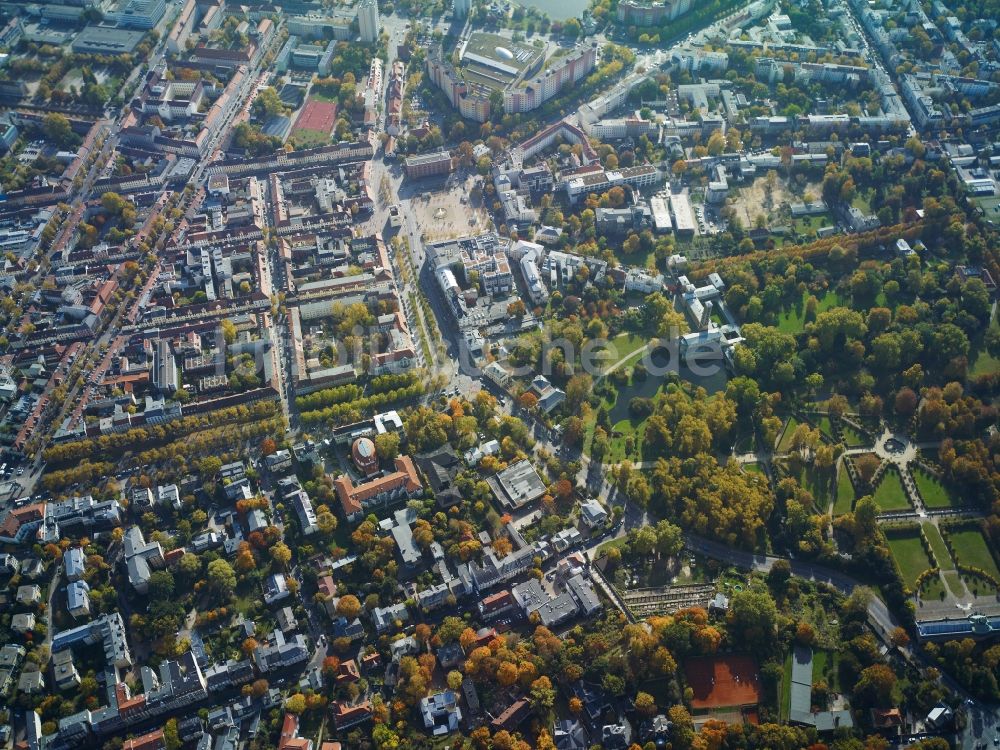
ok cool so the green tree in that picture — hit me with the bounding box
[728,589,778,649]
[43,113,75,148]
[285,693,307,714]
[374,432,400,461]
[654,519,684,558]
[147,570,175,601]
[270,542,292,568]
[163,719,181,750]
[207,559,236,596]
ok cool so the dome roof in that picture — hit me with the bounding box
[353,437,375,459]
[495,46,514,60]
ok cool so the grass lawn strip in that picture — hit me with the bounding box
[886,531,933,587]
[779,652,793,721]
[921,523,954,569]
[841,424,868,447]
[777,416,801,452]
[944,528,1000,579]
[913,468,959,509]
[872,468,911,512]
[833,464,855,516]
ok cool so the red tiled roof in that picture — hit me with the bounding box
[278,714,311,750]
[331,700,372,728]
[316,574,336,598]
[116,683,146,715]
[335,456,422,518]
[0,504,43,539]
[123,728,163,750]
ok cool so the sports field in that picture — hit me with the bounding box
[293,99,338,136]
[684,655,762,709]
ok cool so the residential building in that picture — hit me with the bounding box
[372,602,409,633]
[616,0,691,24]
[578,499,608,528]
[330,700,372,730]
[278,713,312,750]
[478,590,515,620]
[123,729,166,750]
[11,613,35,634]
[254,630,310,672]
[358,0,379,43]
[19,670,45,695]
[567,574,601,616]
[123,526,164,594]
[528,374,565,413]
[17,584,41,605]
[67,580,91,619]
[420,691,462,735]
[51,649,80,690]
[404,151,452,179]
[52,612,132,668]
[263,573,290,605]
[0,503,45,544]
[64,547,85,581]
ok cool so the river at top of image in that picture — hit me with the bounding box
[515,0,589,21]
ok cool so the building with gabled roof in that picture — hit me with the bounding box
[420,690,462,735]
[334,455,422,523]
[123,728,166,750]
[278,713,312,750]
[64,547,86,582]
[123,526,164,594]
[0,503,44,544]
[330,699,372,730]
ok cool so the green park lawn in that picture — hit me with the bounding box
[776,291,846,334]
[921,523,954,569]
[833,465,856,516]
[872,468,911,512]
[290,128,331,148]
[602,333,650,372]
[920,574,946,600]
[886,531,934,587]
[308,89,339,103]
[777,416,802,452]
[794,464,831,511]
[792,213,832,235]
[913,468,960,509]
[744,462,762,474]
[812,650,840,693]
[816,414,834,439]
[970,313,1000,378]
[943,570,967,597]
[841,423,868,447]
[606,418,644,462]
[944,527,1000,580]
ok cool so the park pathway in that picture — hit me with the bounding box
[599,343,651,379]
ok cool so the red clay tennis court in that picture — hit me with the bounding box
[684,655,762,709]
[293,99,338,135]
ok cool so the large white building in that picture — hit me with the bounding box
[358,0,380,43]
[114,0,166,28]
